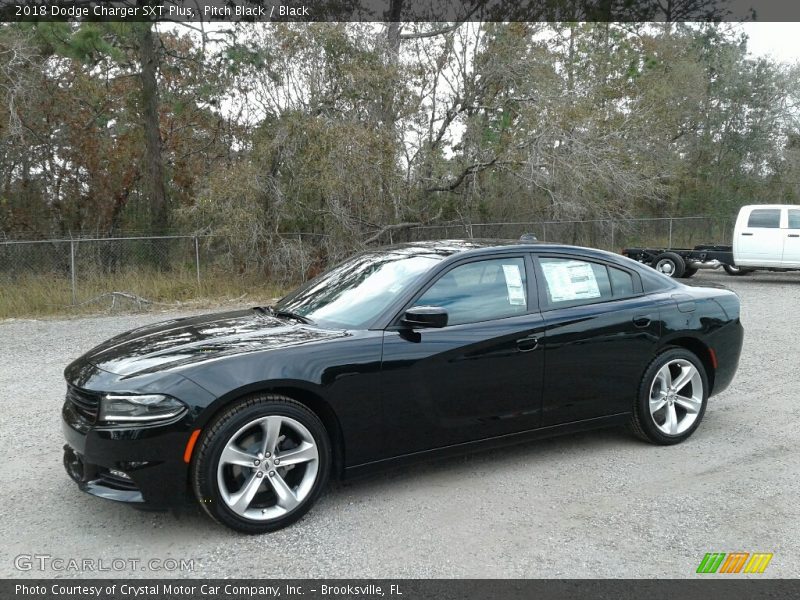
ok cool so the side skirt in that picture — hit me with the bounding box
[342,412,631,480]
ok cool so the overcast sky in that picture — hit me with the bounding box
[741,22,800,63]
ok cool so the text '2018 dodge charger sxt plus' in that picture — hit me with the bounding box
[62,240,743,533]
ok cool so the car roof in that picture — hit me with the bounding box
[380,239,627,263]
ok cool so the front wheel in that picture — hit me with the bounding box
[629,349,709,445]
[192,394,331,533]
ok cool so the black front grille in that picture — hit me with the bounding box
[95,470,139,491]
[67,386,100,423]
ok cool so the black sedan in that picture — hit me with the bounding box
[62,240,743,533]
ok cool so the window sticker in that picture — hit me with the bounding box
[502,264,527,306]
[541,260,601,302]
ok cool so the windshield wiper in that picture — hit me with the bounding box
[256,305,313,324]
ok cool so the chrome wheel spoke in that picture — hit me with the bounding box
[655,365,672,389]
[671,365,697,394]
[260,416,282,456]
[649,391,667,413]
[220,444,258,468]
[229,473,263,515]
[675,394,701,414]
[268,472,300,511]
[276,442,317,467]
[665,403,679,435]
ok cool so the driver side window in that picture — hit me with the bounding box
[414,257,528,326]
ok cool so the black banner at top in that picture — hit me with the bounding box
[1,0,799,23]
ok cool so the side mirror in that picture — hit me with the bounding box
[402,306,448,329]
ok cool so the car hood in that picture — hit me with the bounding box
[79,309,348,377]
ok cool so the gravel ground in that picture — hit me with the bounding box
[0,270,798,579]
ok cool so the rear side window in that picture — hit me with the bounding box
[609,266,635,296]
[539,257,636,307]
[788,210,800,229]
[747,209,781,228]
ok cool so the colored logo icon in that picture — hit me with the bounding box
[697,552,773,574]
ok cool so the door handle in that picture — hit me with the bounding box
[789,234,800,238]
[741,232,753,236]
[633,315,652,328]
[516,335,539,352]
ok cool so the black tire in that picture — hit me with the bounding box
[651,252,686,278]
[723,264,753,276]
[628,348,709,445]
[192,393,331,534]
[679,266,698,278]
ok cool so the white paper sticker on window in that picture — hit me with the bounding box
[541,260,601,302]
[502,264,526,306]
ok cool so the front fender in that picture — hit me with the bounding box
[177,331,385,467]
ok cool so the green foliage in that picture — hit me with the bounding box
[1,21,799,254]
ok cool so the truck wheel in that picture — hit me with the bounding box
[679,267,698,278]
[651,252,685,278]
[723,265,753,276]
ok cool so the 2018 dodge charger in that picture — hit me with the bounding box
[62,240,743,533]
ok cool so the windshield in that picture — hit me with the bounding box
[275,249,444,328]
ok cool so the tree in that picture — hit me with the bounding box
[135,22,168,234]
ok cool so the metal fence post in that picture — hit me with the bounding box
[194,236,201,287]
[298,233,307,282]
[668,218,673,248]
[610,220,615,251]
[70,239,77,305]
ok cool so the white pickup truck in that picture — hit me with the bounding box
[622,204,800,278]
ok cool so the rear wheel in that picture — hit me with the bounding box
[629,348,708,445]
[651,252,685,278]
[192,394,331,533]
[723,264,753,276]
[679,266,698,278]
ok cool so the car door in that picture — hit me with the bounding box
[533,254,661,426]
[736,207,784,266]
[379,255,545,459]
[781,208,800,267]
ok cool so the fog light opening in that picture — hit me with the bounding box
[63,445,83,483]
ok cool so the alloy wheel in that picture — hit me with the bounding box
[648,358,704,436]
[216,415,319,521]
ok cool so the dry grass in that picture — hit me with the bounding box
[0,269,287,319]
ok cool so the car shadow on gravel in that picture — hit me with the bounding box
[328,425,639,496]
[52,426,639,538]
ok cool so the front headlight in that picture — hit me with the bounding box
[99,394,187,423]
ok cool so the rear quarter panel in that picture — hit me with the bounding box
[659,286,743,396]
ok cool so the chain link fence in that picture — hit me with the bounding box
[0,216,733,316]
[0,235,203,304]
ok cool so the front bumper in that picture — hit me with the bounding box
[62,397,194,509]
